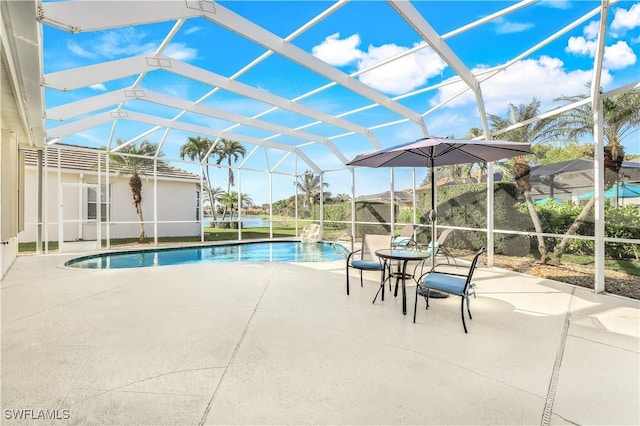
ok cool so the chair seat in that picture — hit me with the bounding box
[352,259,383,270]
[422,272,466,295]
[392,237,412,246]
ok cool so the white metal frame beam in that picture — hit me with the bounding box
[43,55,379,151]
[39,0,425,128]
[45,89,350,164]
[45,110,322,172]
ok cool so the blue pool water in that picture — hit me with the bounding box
[65,241,349,269]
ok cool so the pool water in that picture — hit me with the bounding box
[65,241,350,269]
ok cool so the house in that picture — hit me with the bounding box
[530,158,640,205]
[20,144,202,247]
[355,190,414,210]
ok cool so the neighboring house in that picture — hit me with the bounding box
[530,159,640,205]
[355,190,414,210]
[20,144,202,244]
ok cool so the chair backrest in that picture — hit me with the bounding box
[300,223,323,242]
[437,228,454,245]
[463,247,486,290]
[398,224,416,238]
[360,234,392,261]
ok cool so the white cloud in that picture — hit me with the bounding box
[184,26,201,35]
[312,33,362,66]
[611,3,640,35]
[565,36,636,70]
[583,20,600,40]
[312,34,447,95]
[432,56,613,115]
[539,0,572,10]
[89,83,107,91]
[493,18,534,34]
[603,40,637,69]
[66,28,157,61]
[164,43,198,61]
[67,41,97,59]
[91,28,156,59]
[358,43,447,95]
[566,36,596,55]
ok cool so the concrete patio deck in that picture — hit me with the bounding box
[1,251,638,425]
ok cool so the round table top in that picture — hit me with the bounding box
[375,248,432,261]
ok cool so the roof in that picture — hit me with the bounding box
[531,158,640,188]
[355,190,414,203]
[23,145,200,181]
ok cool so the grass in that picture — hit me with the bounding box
[18,226,348,252]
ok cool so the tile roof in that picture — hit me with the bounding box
[23,144,200,181]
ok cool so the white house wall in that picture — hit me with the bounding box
[20,167,201,243]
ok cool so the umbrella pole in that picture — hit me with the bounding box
[427,165,447,299]
[430,166,436,269]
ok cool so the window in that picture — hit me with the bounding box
[87,185,110,222]
[196,190,200,220]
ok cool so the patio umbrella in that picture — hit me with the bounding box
[347,136,532,267]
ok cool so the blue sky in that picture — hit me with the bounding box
[42,1,640,205]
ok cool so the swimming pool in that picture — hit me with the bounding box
[65,241,350,269]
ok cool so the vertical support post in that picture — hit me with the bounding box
[105,153,111,249]
[200,164,205,243]
[43,147,49,254]
[269,172,273,239]
[77,173,82,240]
[294,158,299,237]
[96,152,102,248]
[590,0,609,293]
[237,170,242,240]
[350,168,356,240]
[593,99,605,293]
[36,149,43,254]
[319,172,324,228]
[486,162,495,267]
[153,158,158,245]
[390,168,395,234]
[412,168,417,225]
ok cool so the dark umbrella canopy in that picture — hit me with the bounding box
[347,136,532,266]
[347,137,533,169]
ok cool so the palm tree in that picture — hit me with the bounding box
[333,193,351,203]
[220,191,253,220]
[548,89,640,264]
[489,99,559,263]
[179,136,216,218]
[209,186,225,217]
[296,170,329,217]
[109,139,161,243]
[214,138,247,193]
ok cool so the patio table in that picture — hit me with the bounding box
[374,248,436,315]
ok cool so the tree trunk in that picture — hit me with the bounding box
[135,198,145,243]
[523,190,548,263]
[129,173,145,243]
[551,147,623,265]
[550,196,595,265]
[203,165,216,220]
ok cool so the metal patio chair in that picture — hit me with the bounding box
[413,247,486,333]
[345,234,392,295]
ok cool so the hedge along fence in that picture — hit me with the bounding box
[311,201,397,235]
[312,182,639,259]
[531,201,640,259]
[415,182,530,256]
